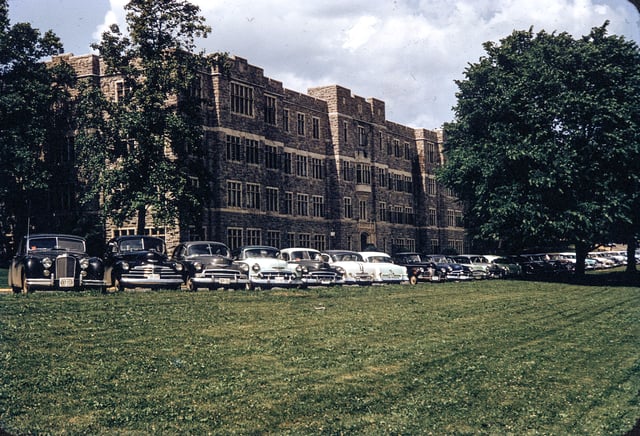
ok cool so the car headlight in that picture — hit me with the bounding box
[336,266,346,275]
[42,257,52,269]
[240,263,250,273]
[80,258,90,269]
[175,263,183,272]
[252,263,261,272]
[193,262,202,272]
[121,261,129,271]
[296,265,303,273]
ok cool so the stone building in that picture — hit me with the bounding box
[56,53,466,254]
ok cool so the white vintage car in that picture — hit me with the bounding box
[279,248,343,286]
[357,251,408,284]
[232,245,301,290]
[322,250,374,286]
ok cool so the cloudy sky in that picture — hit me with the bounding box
[7,0,640,129]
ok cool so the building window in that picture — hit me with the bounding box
[358,200,368,221]
[427,142,437,163]
[405,207,414,225]
[115,80,128,103]
[231,82,253,116]
[284,191,293,215]
[226,135,242,162]
[311,195,325,217]
[427,178,437,196]
[245,139,260,165]
[430,239,440,254]
[447,209,455,227]
[296,193,309,216]
[358,126,366,146]
[227,180,242,208]
[311,158,324,180]
[313,235,326,251]
[246,228,262,245]
[377,167,386,186]
[264,144,279,169]
[379,201,387,222]
[297,233,311,248]
[264,95,276,125]
[404,142,411,160]
[283,152,292,174]
[283,109,290,132]
[455,211,464,227]
[429,208,437,226]
[394,139,401,157]
[297,113,305,135]
[266,230,280,248]
[344,197,353,219]
[227,227,243,250]
[387,137,393,155]
[342,121,348,142]
[246,183,261,209]
[265,187,279,212]
[312,117,320,139]
[356,164,371,184]
[341,160,354,182]
[295,155,308,177]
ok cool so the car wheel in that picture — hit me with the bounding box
[21,273,30,294]
[186,278,198,292]
[114,277,125,292]
[245,282,255,290]
[409,275,418,285]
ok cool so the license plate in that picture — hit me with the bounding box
[321,280,331,285]
[149,273,160,280]
[275,276,285,282]
[59,278,74,287]
[219,278,230,284]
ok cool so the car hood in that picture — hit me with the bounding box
[240,257,289,270]
[186,255,233,267]
[117,250,169,264]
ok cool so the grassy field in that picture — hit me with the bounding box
[0,276,639,434]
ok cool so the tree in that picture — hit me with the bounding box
[0,0,73,252]
[76,0,216,236]
[438,23,640,275]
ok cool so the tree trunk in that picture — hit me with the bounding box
[574,242,589,276]
[136,206,146,235]
[626,237,637,274]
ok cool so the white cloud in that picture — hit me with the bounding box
[83,0,640,128]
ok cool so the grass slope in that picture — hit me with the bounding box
[0,280,639,434]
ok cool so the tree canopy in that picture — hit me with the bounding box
[75,0,218,235]
[438,23,640,274]
[0,0,73,250]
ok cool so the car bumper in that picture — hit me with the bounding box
[26,277,106,289]
[119,277,184,288]
[191,276,249,288]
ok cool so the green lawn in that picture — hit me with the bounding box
[0,278,639,434]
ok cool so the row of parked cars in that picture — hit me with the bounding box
[8,233,627,294]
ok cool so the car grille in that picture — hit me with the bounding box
[260,271,296,280]
[127,265,182,280]
[56,256,76,279]
[307,271,338,280]
[202,269,244,279]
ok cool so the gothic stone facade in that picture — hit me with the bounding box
[60,53,466,254]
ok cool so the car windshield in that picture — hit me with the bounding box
[188,244,229,257]
[403,254,422,263]
[244,248,278,259]
[118,237,165,253]
[333,252,364,262]
[289,250,321,261]
[366,255,391,263]
[27,237,85,253]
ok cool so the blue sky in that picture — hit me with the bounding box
[7,0,640,129]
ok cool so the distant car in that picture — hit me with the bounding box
[104,235,184,291]
[424,255,474,281]
[232,245,300,290]
[321,250,374,286]
[358,251,408,284]
[392,252,446,284]
[8,233,106,293]
[172,241,249,291]
[483,255,523,278]
[279,248,343,287]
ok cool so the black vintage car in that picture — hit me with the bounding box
[392,252,446,284]
[279,248,344,287]
[8,233,106,293]
[171,241,250,291]
[104,235,184,291]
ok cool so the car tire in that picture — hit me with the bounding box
[21,273,30,294]
[186,278,198,292]
[114,277,125,292]
[409,275,418,285]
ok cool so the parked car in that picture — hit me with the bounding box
[483,255,523,278]
[358,251,408,284]
[8,233,106,293]
[104,235,184,291]
[450,255,493,279]
[232,245,300,290]
[172,241,249,291]
[391,252,446,284]
[321,250,374,286]
[279,248,343,287]
[424,255,474,281]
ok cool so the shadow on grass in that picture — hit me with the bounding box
[522,269,640,287]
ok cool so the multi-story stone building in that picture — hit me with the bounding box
[54,53,466,254]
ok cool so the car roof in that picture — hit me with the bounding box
[24,233,85,240]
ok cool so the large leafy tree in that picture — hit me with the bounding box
[76,0,215,236]
[438,23,640,275]
[0,0,73,252]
